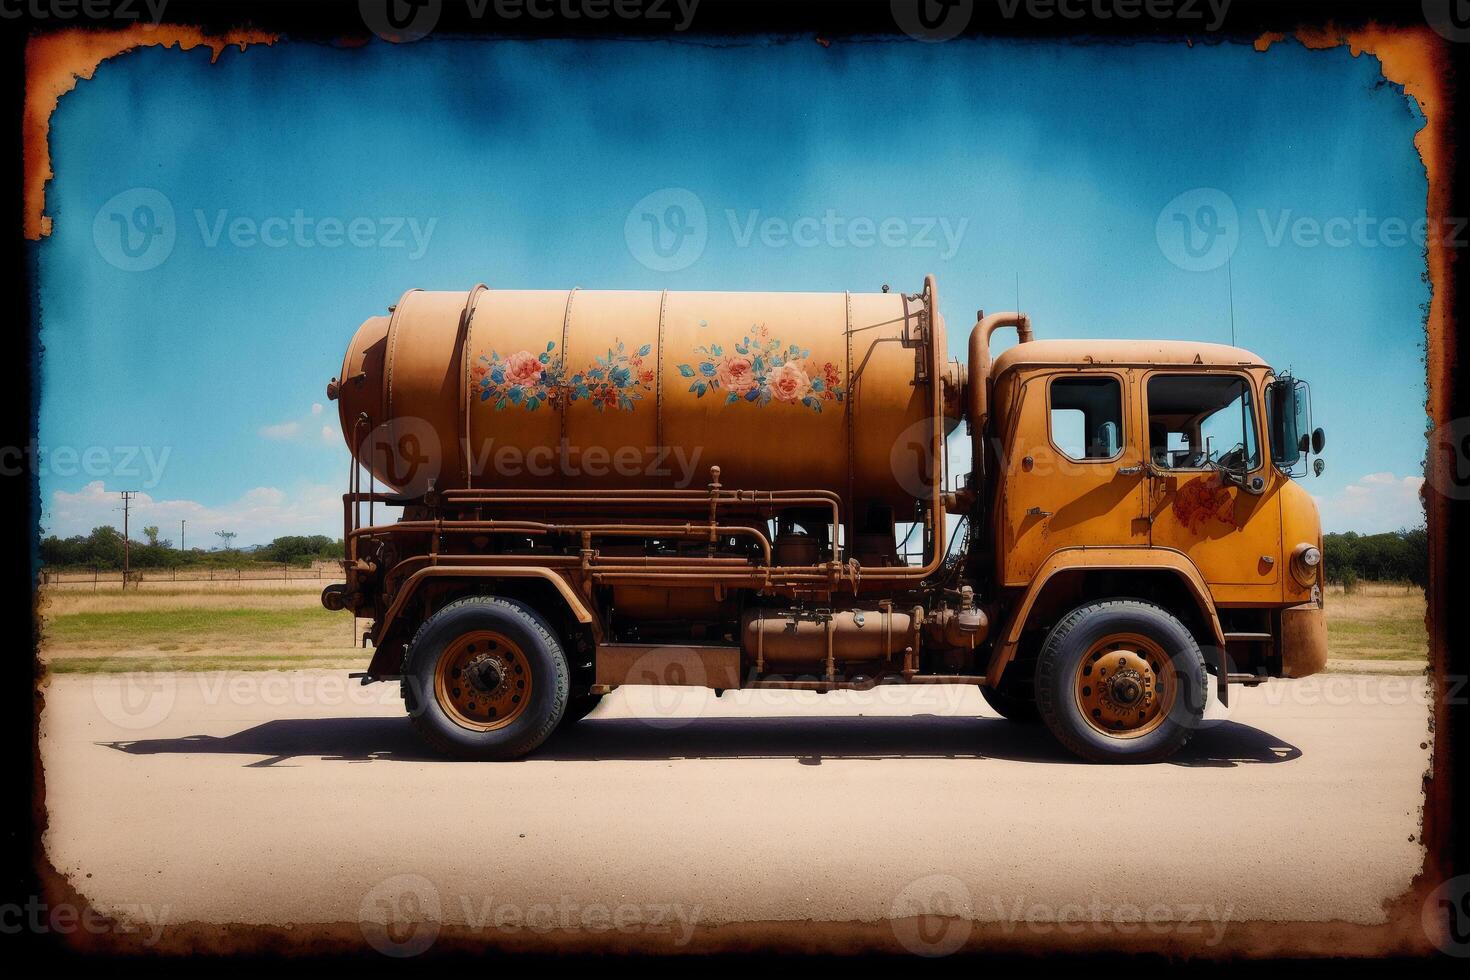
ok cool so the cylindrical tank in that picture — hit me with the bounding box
[332,284,944,510]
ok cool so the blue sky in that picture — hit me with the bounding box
[37,36,1430,545]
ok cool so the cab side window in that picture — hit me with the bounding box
[1050,376,1123,461]
[1147,374,1259,471]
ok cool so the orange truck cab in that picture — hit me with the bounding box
[325,275,1327,763]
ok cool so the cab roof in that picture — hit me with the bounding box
[991,339,1269,375]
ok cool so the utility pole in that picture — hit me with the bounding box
[181,519,186,551]
[216,530,236,551]
[119,490,137,588]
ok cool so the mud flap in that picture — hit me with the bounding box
[1217,646,1229,708]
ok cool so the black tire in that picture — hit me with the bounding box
[980,676,1039,723]
[1034,599,1207,763]
[401,596,569,760]
[560,689,604,726]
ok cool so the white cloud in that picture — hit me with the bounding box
[43,480,347,548]
[1314,472,1425,534]
[260,405,338,444]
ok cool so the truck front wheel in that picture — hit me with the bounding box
[1034,600,1207,763]
[402,596,570,760]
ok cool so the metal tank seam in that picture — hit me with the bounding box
[559,286,579,448]
[459,283,487,488]
[844,289,854,555]
[656,288,668,457]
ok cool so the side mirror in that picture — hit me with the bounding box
[1313,458,1325,477]
[1312,427,1326,454]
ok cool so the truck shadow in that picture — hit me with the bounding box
[99,715,1300,768]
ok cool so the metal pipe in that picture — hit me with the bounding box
[350,519,774,566]
[967,311,1033,533]
[863,274,948,582]
[968,311,1033,436]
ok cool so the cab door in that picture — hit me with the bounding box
[1142,370,1280,589]
[998,370,1149,587]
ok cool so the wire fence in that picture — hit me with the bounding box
[39,564,337,589]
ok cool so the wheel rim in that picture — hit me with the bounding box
[1073,633,1175,739]
[433,630,533,731]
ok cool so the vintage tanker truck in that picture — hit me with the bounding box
[323,275,1328,763]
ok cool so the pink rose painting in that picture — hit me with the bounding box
[768,362,811,403]
[715,355,757,395]
[475,339,653,412]
[501,349,544,387]
[677,325,844,412]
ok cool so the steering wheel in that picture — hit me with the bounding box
[1214,443,1247,472]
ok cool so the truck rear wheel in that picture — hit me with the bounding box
[1034,600,1206,763]
[402,596,569,760]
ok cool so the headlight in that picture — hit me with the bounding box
[1291,543,1322,586]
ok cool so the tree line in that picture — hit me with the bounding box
[1322,528,1426,589]
[39,528,344,570]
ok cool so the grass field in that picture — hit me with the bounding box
[40,583,364,673]
[1322,582,1427,663]
[38,580,1427,674]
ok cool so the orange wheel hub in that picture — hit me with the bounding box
[433,630,532,731]
[1073,633,1175,739]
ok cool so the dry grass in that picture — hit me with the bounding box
[1322,582,1427,662]
[36,580,1429,673]
[39,586,364,672]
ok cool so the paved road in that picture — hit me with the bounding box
[39,670,1432,955]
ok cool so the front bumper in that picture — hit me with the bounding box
[1280,594,1328,678]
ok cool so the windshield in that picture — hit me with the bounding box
[1147,374,1259,472]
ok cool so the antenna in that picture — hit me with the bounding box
[1227,257,1236,346]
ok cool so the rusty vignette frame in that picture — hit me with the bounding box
[7,0,1466,963]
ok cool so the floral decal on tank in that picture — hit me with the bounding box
[471,340,653,412]
[567,340,655,412]
[677,324,845,412]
